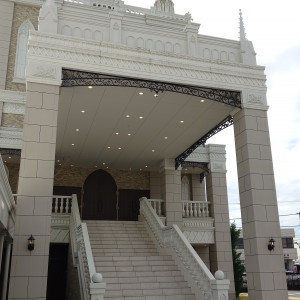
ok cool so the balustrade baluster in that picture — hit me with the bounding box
[182,203,185,217]
[158,201,162,216]
[65,198,70,213]
[196,202,200,217]
[193,202,197,217]
[188,202,192,217]
[54,197,58,213]
[154,201,158,214]
[206,203,210,217]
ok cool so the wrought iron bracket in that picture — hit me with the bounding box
[175,115,233,169]
[0,149,21,156]
[181,161,209,174]
[61,69,241,108]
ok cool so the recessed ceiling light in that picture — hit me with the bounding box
[103,163,106,165]
[70,164,74,167]
[152,150,155,152]
[139,116,143,119]
[71,143,75,146]
[139,92,144,95]
[106,167,109,169]
[201,99,205,103]
[4,161,6,163]
[128,133,131,136]
[185,169,188,171]
[57,160,60,162]
[115,132,119,135]
[180,120,184,124]
[8,156,11,159]
[154,93,158,97]
[140,169,142,171]
[81,110,86,113]
[164,137,168,140]
[95,165,98,168]
[59,163,62,166]
[107,146,111,149]
[88,86,93,89]
[118,147,122,150]
[145,165,148,168]
[76,129,80,132]
[126,114,130,118]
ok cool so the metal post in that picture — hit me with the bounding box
[1,243,12,300]
[0,235,4,274]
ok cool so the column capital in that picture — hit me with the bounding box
[207,144,226,174]
[159,158,175,172]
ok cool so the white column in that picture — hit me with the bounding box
[160,159,182,228]
[1,243,12,300]
[0,235,4,274]
[234,107,287,300]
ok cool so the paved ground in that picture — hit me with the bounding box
[289,290,300,298]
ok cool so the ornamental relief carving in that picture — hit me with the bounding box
[248,93,263,104]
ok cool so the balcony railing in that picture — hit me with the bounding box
[182,200,210,218]
[148,199,164,216]
[52,196,73,214]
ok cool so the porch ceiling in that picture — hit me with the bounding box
[56,85,234,171]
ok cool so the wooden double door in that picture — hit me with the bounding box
[54,170,149,221]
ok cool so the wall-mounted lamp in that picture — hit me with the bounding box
[28,235,35,251]
[268,238,275,251]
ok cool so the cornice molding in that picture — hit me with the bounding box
[27,31,267,97]
[9,0,44,7]
[186,144,227,173]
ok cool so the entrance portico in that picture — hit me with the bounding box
[6,0,287,300]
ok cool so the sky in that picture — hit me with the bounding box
[124,0,300,233]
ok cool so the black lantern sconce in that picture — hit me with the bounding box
[28,235,35,251]
[268,238,275,251]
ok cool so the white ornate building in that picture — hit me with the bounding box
[0,0,287,300]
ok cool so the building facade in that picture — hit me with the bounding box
[237,229,298,272]
[0,0,288,300]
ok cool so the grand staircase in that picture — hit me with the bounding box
[86,220,196,300]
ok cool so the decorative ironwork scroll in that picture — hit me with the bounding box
[175,115,233,169]
[181,161,209,173]
[61,69,241,108]
[0,149,21,156]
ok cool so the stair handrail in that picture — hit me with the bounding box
[70,194,106,300]
[0,155,16,239]
[140,197,229,300]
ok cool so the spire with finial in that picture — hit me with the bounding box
[153,0,174,14]
[239,9,247,41]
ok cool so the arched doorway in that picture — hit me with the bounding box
[82,169,117,220]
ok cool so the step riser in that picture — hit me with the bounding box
[86,221,195,300]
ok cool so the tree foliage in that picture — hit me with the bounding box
[230,223,245,297]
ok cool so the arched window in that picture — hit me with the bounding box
[13,20,34,83]
[181,175,191,201]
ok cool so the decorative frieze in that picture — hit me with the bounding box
[27,30,267,94]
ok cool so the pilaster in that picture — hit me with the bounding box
[0,0,14,89]
[206,145,235,300]
[233,108,288,300]
[109,12,122,45]
[160,159,182,228]
[8,81,60,300]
